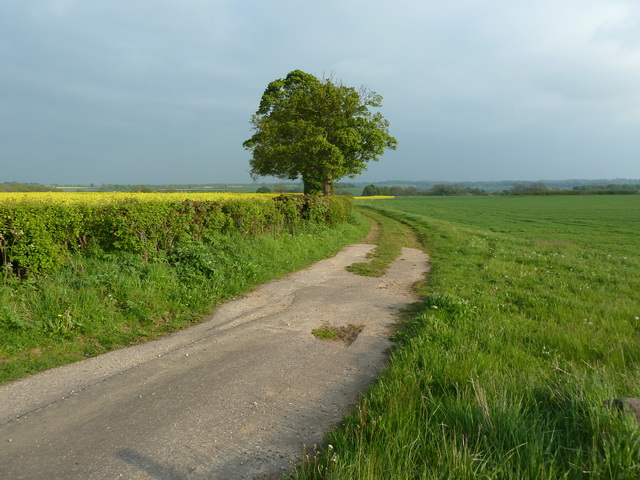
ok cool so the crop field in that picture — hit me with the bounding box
[298,195,640,479]
[0,191,276,205]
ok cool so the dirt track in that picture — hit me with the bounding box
[0,243,429,479]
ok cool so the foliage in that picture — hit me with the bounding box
[0,193,352,278]
[243,70,397,195]
[296,195,640,479]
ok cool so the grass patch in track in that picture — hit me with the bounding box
[346,206,421,277]
[312,323,364,346]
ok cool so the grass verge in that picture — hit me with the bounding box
[0,215,369,384]
[292,196,640,479]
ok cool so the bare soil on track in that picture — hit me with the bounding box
[0,243,429,480]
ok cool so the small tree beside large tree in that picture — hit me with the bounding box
[243,70,397,195]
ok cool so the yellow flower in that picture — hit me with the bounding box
[0,192,277,205]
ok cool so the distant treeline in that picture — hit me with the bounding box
[0,183,56,192]
[361,184,488,196]
[4,180,638,196]
[360,182,639,197]
[96,184,157,192]
[1,183,161,193]
[510,183,638,196]
[373,178,640,192]
[573,184,640,191]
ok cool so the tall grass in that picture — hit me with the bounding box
[0,216,369,384]
[294,196,640,479]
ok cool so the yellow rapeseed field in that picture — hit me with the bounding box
[353,195,396,200]
[0,192,277,205]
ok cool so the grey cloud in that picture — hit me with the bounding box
[1,0,639,184]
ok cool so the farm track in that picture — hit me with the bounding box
[0,239,429,479]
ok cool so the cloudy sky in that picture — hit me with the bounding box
[2,0,640,185]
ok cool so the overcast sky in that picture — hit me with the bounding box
[2,0,640,185]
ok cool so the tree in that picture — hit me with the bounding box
[389,185,417,196]
[430,184,456,196]
[512,182,548,195]
[362,184,379,196]
[243,70,397,195]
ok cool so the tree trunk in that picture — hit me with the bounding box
[323,177,333,196]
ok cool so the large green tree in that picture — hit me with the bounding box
[243,70,397,195]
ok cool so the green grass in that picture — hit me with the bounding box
[312,327,338,340]
[377,195,640,256]
[0,216,369,384]
[346,206,419,277]
[293,195,640,479]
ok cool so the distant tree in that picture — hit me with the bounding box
[243,70,397,196]
[430,184,456,196]
[362,184,379,196]
[130,185,154,193]
[512,182,548,195]
[256,186,271,193]
[530,182,548,192]
[335,182,357,189]
[428,184,487,196]
[389,185,417,196]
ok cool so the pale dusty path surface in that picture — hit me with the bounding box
[0,244,429,480]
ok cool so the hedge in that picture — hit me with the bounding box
[0,195,353,278]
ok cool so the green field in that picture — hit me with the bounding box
[382,195,639,255]
[296,195,640,479]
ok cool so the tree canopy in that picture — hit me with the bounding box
[242,70,397,195]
